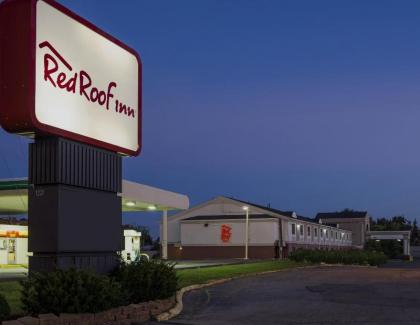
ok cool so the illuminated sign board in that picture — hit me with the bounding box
[0,0,142,156]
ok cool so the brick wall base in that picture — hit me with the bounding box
[168,245,278,259]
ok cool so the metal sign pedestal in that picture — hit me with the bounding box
[28,137,122,274]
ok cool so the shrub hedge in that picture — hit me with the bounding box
[21,269,124,315]
[365,239,403,258]
[289,249,387,266]
[112,259,177,303]
[21,259,178,316]
[0,294,11,321]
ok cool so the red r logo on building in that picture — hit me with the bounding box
[221,224,232,243]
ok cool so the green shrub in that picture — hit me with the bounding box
[365,239,403,258]
[112,259,177,303]
[0,294,11,321]
[289,249,387,266]
[21,269,124,316]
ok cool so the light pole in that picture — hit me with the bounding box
[242,206,249,260]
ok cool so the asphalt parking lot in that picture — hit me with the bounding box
[160,265,420,325]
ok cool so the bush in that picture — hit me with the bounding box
[289,249,387,266]
[0,294,10,321]
[365,239,403,258]
[21,269,124,316]
[112,259,177,303]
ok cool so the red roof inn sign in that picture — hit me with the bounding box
[0,0,142,156]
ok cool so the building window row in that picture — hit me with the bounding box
[289,223,351,244]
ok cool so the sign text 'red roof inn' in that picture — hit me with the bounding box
[0,0,142,156]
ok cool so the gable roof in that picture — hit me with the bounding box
[182,214,276,221]
[169,196,323,227]
[225,197,318,224]
[297,215,317,223]
[315,211,368,220]
[226,197,295,217]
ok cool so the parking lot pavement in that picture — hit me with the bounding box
[0,266,27,281]
[155,265,420,325]
[381,258,420,269]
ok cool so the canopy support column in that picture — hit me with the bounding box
[162,209,168,260]
[403,237,410,256]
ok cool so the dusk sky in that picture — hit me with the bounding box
[1,0,420,237]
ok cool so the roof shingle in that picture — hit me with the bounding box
[315,211,368,220]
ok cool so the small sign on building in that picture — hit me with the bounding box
[221,224,232,243]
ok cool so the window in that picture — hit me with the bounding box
[299,225,304,236]
[335,232,338,239]
[291,224,296,235]
[314,228,318,237]
[320,229,324,238]
[307,226,311,237]
[326,230,329,239]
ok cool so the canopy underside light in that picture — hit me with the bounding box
[0,178,189,215]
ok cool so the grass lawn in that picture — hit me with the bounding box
[177,260,308,288]
[0,260,307,317]
[0,281,22,316]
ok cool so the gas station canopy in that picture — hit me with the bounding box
[0,178,189,215]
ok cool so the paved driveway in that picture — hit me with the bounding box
[160,266,420,325]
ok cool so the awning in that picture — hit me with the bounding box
[0,178,189,214]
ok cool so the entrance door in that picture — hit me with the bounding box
[7,239,16,264]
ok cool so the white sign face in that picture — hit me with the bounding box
[35,0,140,155]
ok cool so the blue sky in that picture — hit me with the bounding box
[1,0,420,237]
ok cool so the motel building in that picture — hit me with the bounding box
[163,196,355,259]
[0,178,189,267]
[164,196,412,259]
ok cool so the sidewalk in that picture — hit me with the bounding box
[0,266,28,281]
[172,259,252,270]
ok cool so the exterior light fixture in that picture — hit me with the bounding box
[126,201,135,207]
[242,206,249,210]
[147,205,157,211]
[375,239,380,242]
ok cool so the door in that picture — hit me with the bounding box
[7,239,16,264]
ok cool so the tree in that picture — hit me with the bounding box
[371,216,411,231]
[411,219,418,246]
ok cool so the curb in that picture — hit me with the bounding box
[155,278,231,322]
[155,264,320,322]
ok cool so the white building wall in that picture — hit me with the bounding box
[180,219,279,246]
[0,248,7,264]
[167,200,265,244]
[15,238,28,265]
[167,197,353,250]
[284,219,352,247]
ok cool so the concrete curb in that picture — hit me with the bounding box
[155,264,321,322]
